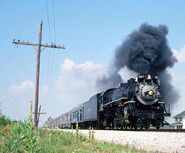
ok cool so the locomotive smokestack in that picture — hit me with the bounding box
[96,23,179,106]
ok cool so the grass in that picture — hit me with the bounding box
[0,123,150,153]
[38,129,148,153]
[0,101,152,153]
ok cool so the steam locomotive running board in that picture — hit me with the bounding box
[103,97,128,106]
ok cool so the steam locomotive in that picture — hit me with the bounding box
[57,74,170,130]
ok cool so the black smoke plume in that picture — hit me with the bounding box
[96,23,179,105]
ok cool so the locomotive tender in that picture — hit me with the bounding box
[59,74,170,129]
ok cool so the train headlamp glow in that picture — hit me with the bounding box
[148,90,153,96]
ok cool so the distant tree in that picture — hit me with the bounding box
[0,115,12,127]
[43,117,53,128]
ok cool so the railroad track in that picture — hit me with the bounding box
[107,128,185,132]
[58,128,185,132]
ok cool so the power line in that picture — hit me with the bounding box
[12,20,65,128]
[49,0,56,77]
[53,0,56,43]
[45,0,52,42]
[45,0,55,85]
[44,0,57,111]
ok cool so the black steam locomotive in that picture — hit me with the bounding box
[57,74,170,129]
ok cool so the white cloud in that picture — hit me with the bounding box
[60,58,75,70]
[173,46,185,63]
[6,80,50,122]
[53,59,106,111]
[170,47,185,118]
[9,80,34,94]
[6,80,34,121]
[168,68,185,118]
[118,66,138,82]
[5,59,107,122]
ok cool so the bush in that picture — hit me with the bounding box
[0,116,12,127]
[1,101,41,153]
[4,119,41,153]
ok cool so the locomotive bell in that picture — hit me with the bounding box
[147,75,152,80]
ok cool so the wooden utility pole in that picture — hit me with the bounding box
[33,105,46,127]
[37,105,46,126]
[13,20,65,128]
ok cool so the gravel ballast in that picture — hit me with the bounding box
[60,129,185,153]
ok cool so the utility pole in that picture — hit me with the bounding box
[13,20,65,128]
[37,105,46,127]
[33,105,46,127]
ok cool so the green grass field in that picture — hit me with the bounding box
[0,128,148,153]
[37,129,148,153]
[0,104,152,153]
[0,117,150,153]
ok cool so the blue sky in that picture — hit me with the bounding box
[0,0,185,124]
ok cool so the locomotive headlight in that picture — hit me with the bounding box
[148,90,153,96]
